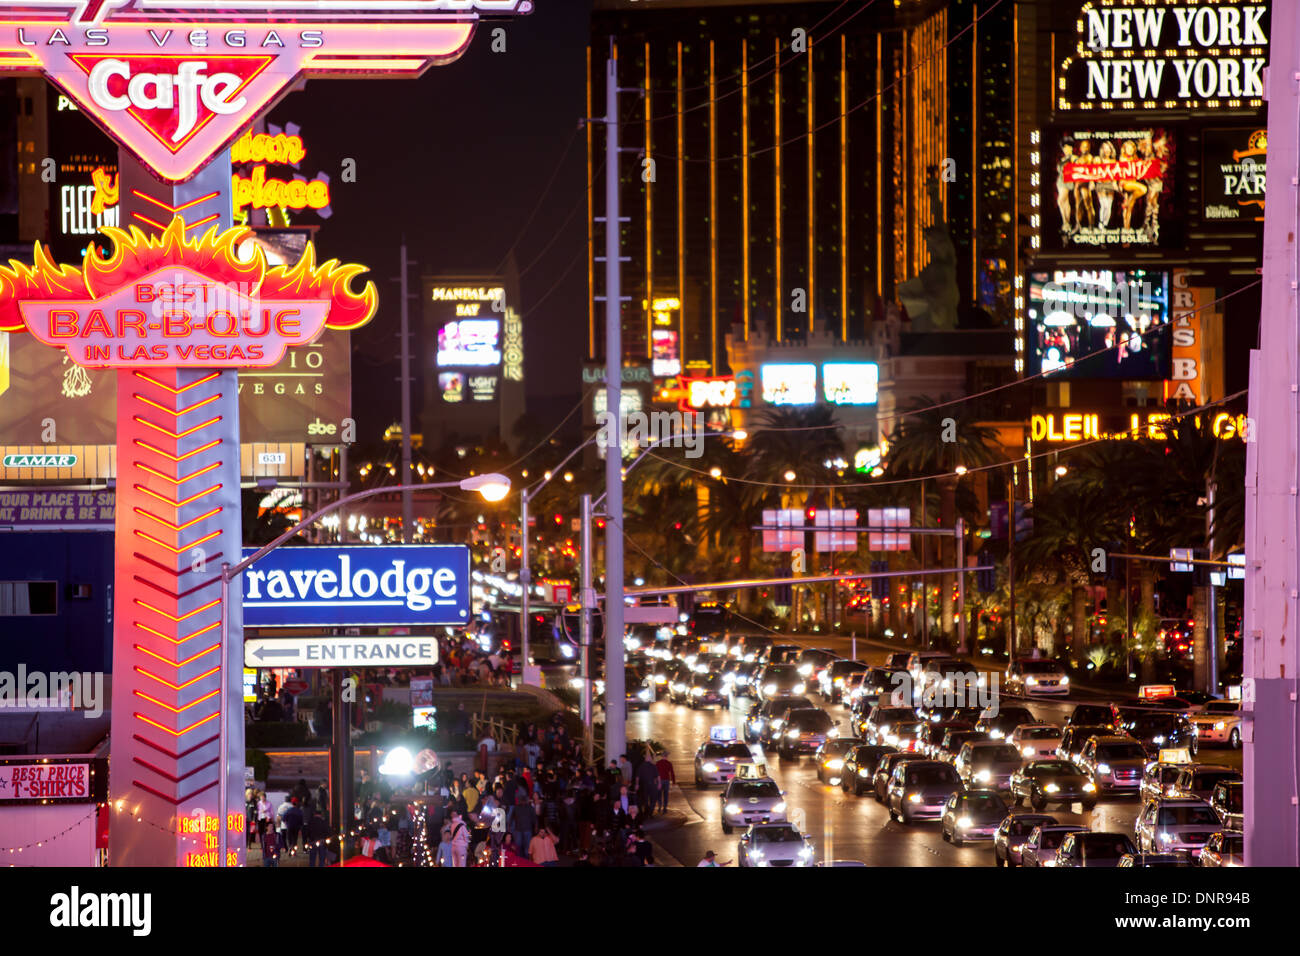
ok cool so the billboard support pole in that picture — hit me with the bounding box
[399,240,415,544]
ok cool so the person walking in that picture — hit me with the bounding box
[634,757,659,818]
[655,753,676,813]
[283,798,304,854]
[435,824,454,867]
[449,811,470,867]
[306,811,330,867]
[509,793,536,856]
[529,826,560,867]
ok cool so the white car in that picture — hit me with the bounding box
[737,822,815,867]
[1005,659,1070,696]
[1190,701,1243,749]
[720,776,787,833]
[1008,723,1063,759]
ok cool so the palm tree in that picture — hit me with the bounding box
[884,397,1001,645]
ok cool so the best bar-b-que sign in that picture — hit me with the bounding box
[0,0,533,183]
[0,216,377,366]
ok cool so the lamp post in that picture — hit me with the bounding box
[216,472,510,867]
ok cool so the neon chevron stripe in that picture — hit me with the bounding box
[133,370,221,394]
[134,710,220,737]
[134,664,221,691]
[133,415,223,440]
[134,483,223,508]
[133,505,223,532]
[134,688,220,713]
[133,392,222,417]
[133,528,222,553]
[133,641,220,666]
[134,438,223,463]
[133,597,220,622]
[133,461,222,486]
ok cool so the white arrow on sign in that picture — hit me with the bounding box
[243,636,439,669]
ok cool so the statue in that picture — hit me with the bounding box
[897,176,960,331]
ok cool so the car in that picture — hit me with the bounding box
[905,650,950,681]
[1190,700,1243,749]
[862,704,918,745]
[757,663,807,700]
[940,789,1009,845]
[737,822,814,867]
[646,659,678,699]
[884,651,912,670]
[918,704,984,726]
[1135,796,1221,858]
[1060,725,1115,768]
[667,670,695,705]
[937,729,984,765]
[954,741,1023,791]
[778,708,838,759]
[694,737,756,788]
[743,696,814,745]
[1009,758,1098,811]
[873,752,927,802]
[1116,709,1198,756]
[880,717,928,753]
[814,737,860,784]
[738,635,773,663]
[1210,781,1243,832]
[1004,658,1070,696]
[795,648,839,689]
[820,659,868,702]
[918,720,972,758]
[993,813,1058,867]
[1067,703,1116,729]
[690,652,727,676]
[759,696,818,749]
[974,705,1037,740]
[1055,831,1138,868]
[719,776,787,834]
[888,760,963,823]
[1172,764,1241,802]
[766,643,802,664]
[728,661,763,697]
[1021,824,1087,867]
[844,667,896,704]
[687,671,727,709]
[841,744,897,795]
[687,602,733,640]
[1199,830,1243,867]
[1140,760,1190,803]
[1077,735,1148,793]
[1118,852,1192,867]
[1008,723,1063,759]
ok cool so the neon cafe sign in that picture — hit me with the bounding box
[1030,410,1247,443]
[0,0,535,183]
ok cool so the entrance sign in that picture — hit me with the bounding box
[245,635,439,668]
[241,544,471,627]
[0,0,534,182]
[4,216,377,366]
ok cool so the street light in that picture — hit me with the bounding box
[215,472,510,867]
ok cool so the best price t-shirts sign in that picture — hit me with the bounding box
[0,763,91,801]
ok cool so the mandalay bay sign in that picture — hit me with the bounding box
[0,0,530,867]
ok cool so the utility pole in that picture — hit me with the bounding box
[580,494,595,765]
[1006,470,1016,662]
[1243,1,1300,867]
[596,43,632,764]
[520,489,531,680]
[956,518,966,655]
[398,240,415,544]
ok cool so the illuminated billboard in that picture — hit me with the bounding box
[1026,269,1171,380]
[47,95,119,263]
[437,319,502,368]
[822,363,879,405]
[231,125,333,223]
[1046,128,1177,249]
[761,363,817,406]
[1202,128,1266,224]
[651,328,680,378]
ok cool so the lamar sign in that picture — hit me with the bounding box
[1,216,377,366]
[0,0,533,182]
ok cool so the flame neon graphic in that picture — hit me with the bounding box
[0,215,377,333]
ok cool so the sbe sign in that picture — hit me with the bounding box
[0,0,533,182]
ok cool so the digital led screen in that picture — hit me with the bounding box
[437,319,501,367]
[761,363,817,406]
[1026,269,1171,380]
[822,363,879,405]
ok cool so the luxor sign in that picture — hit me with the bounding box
[0,0,533,183]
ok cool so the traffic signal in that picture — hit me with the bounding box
[553,513,563,526]
[805,505,817,523]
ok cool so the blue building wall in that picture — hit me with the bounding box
[0,532,113,673]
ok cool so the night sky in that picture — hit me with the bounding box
[262,2,594,443]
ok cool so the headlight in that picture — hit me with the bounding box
[1026,676,1037,685]
[826,759,844,771]
[859,768,872,777]
[771,719,784,730]
[879,724,891,736]
[799,845,813,857]
[1158,831,1173,847]
[702,762,718,773]
[957,816,973,829]
[655,675,667,684]
[1023,746,1035,757]
[793,683,807,695]
[752,720,765,729]
[560,644,575,659]
[726,803,741,814]
[827,727,840,738]
[908,793,922,804]
[1152,735,1166,744]
[1214,721,1226,730]
[798,664,813,676]
[1060,676,1069,685]
[690,687,704,696]
[772,801,786,813]
[1082,783,1096,792]
[885,734,899,746]
[989,730,1004,739]
[975,769,992,783]
[1097,763,1111,775]
[787,729,800,738]
[764,684,777,695]
[722,673,736,683]
[1044,783,1060,794]
[638,689,652,700]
